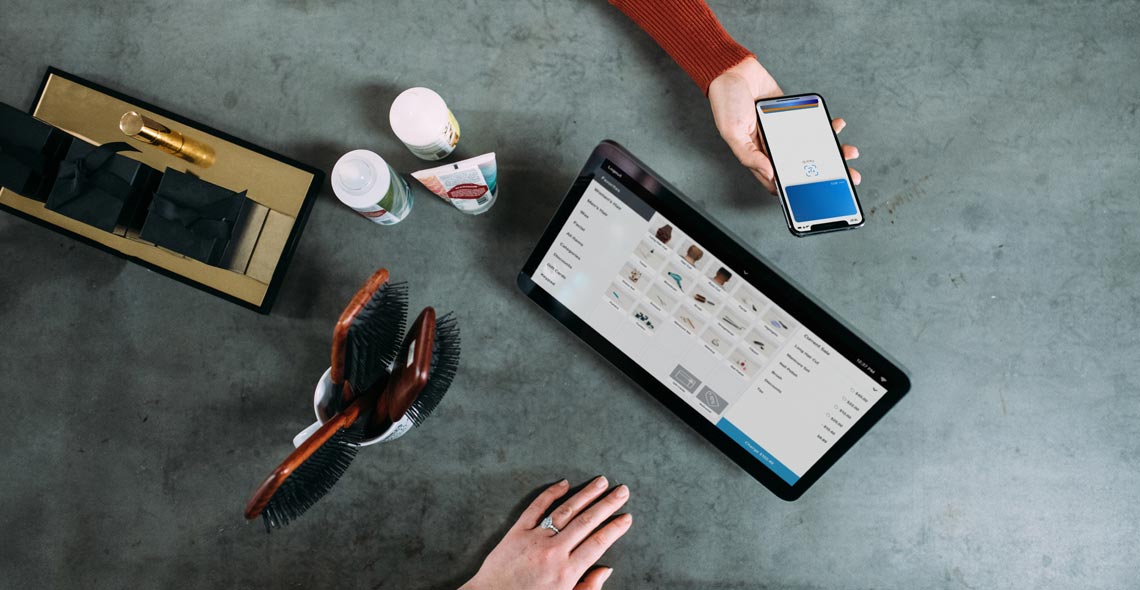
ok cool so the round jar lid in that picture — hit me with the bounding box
[389,87,450,147]
[331,149,392,208]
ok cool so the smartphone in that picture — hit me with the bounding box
[755,93,864,237]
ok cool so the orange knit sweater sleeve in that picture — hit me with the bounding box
[610,0,755,94]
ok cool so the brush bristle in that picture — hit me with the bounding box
[346,281,409,393]
[260,422,367,531]
[405,313,460,427]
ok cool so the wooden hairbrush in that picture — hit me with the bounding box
[244,273,460,531]
[329,268,407,412]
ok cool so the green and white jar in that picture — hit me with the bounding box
[331,149,413,225]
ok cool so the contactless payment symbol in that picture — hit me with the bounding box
[803,162,820,177]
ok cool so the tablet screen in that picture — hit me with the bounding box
[531,159,890,485]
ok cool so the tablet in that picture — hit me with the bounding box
[517,141,910,500]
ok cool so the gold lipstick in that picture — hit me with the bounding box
[119,111,215,167]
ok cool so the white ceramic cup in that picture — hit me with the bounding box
[291,367,415,448]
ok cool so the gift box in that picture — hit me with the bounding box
[2,68,324,312]
[43,140,161,233]
[138,168,253,266]
[0,101,72,201]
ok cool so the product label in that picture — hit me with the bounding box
[447,183,488,200]
[435,167,492,213]
[348,173,411,225]
[352,202,400,225]
[406,111,461,161]
[412,153,497,215]
[446,110,461,147]
[360,207,390,218]
[375,414,415,443]
[411,145,452,161]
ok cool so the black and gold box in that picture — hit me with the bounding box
[0,68,324,314]
[0,101,72,201]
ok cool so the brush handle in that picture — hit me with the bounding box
[374,307,436,426]
[330,268,390,393]
[244,391,373,520]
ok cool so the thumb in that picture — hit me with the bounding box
[724,128,774,180]
[732,136,769,169]
[574,567,614,590]
[734,132,770,170]
[728,133,777,195]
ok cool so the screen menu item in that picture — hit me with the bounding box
[757,95,861,231]
[534,163,885,484]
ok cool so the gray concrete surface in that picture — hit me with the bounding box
[2,0,1138,588]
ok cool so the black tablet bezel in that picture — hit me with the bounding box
[517,140,910,500]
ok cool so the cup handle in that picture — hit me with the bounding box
[292,421,323,448]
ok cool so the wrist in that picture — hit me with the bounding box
[711,56,768,98]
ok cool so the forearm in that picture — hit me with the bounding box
[610,0,754,94]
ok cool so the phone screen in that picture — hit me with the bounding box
[756,95,862,233]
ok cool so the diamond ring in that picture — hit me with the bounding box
[539,516,560,535]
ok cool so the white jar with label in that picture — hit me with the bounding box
[389,88,461,161]
[331,150,413,225]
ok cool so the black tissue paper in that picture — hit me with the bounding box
[138,168,252,266]
[44,140,160,232]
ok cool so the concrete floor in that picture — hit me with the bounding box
[1,0,1138,588]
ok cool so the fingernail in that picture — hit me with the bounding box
[594,476,608,488]
[601,568,614,582]
[558,479,569,487]
[615,484,629,498]
[620,513,633,524]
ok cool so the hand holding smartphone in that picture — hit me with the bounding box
[755,94,865,237]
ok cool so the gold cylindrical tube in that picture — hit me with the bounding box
[119,111,215,167]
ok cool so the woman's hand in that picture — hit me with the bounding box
[707,57,862,195]
[461,477,633,590]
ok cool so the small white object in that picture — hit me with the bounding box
[390,87,461,161]
[411,152,499,215]
[331,149,412,225]
[291,420,324,448]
